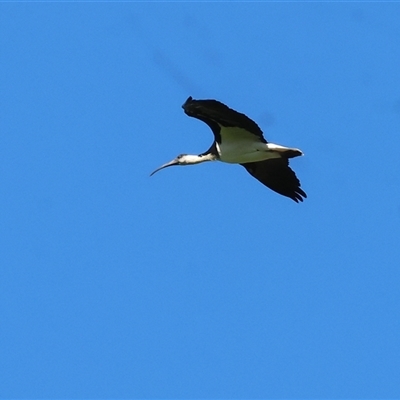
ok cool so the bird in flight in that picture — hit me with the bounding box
[151,97,307,202]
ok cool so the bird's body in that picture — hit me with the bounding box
[151,97,307,202]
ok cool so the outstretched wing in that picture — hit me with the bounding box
[182,96,267,143]
[241,158,307,202]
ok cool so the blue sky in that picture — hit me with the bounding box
[1,2,400,398]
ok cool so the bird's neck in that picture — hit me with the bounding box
[182,153,217,165]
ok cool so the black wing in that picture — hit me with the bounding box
[182,96,266,143]
[241,158,307,202]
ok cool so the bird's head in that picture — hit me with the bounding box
[150,154,198,176]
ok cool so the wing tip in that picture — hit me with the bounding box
[291,188,307,203]
[182,96,193,109]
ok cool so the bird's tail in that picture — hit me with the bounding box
[267,143,303,158]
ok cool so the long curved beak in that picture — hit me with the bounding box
[150,158,180,176]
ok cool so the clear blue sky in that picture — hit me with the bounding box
[1,2,400,398]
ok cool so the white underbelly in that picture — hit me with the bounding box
[216,141,281,164]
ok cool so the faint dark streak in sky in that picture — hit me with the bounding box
[125,12,203,95]
[258,110,276,128]
[152,49,203,95]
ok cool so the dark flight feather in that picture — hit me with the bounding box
[182,96,266,143]
[241,158,307,202]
